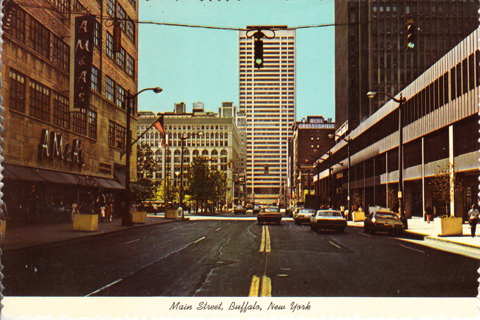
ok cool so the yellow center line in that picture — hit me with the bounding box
[259,225,266,252]
[248,275,260,297]
[260,275,272,297]
[265,225,271,252]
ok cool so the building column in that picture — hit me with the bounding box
[449,124,455,217]
[421,136,425,220]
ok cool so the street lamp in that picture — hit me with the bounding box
[122,87,163,226]
[328,134,352,218]
[367,91,406,217]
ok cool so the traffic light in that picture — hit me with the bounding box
[264,164,269,174]
[254,39,264,69]
[406,19,416,49]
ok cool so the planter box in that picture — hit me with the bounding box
[73,214,98,232]
[435,217,463,236]
[1,220,6,244]
[131,211,147,224]
[165,209,180,219]
[352,210,365,222]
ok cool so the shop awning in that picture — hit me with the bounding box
[3,164,125,190]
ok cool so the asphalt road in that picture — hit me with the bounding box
[2,217,478,297]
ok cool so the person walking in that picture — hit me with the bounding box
[468,204,479,237]
[425,204,433,224]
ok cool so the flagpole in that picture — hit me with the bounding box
[130,115,165,149]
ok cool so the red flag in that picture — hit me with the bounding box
[153,116,165,136]
[161,133,169,147]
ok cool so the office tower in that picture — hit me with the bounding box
[239,26,296,204]
[335,0,479,134]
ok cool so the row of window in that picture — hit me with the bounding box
[106,0,135,42]
[9,69,97,139]
[106,32,136,77]
[108,121,126,149]
[6,4,69,72]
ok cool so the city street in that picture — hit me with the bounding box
[3,217,478,297]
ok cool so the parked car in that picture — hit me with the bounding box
[253,205,261,214]
[234,205,246,215]
[285,206,293,217]
[364,206,403,236]
[310,209,347,233]
[257,206,282,225]
[294,208,316,225]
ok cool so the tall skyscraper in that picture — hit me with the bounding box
[335,0,479,134]
[239,26,296,204]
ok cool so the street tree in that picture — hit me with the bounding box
[429,163,463,216]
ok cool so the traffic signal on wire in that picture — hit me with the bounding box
[254,39,264,69]
[406,19,416,49]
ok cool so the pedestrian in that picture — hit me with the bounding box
[425,204,433,223]
[97,193,106,223]
[0,202,8,221]
[106,200,112,223]
[71,203,79,222]
[468,204,479,237]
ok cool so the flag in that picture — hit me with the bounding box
[153,116,165,136]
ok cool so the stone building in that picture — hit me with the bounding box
[1,0,139,222]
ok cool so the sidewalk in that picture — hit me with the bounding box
[2,214,479,259]
[349,216,480,259]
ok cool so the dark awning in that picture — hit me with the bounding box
[3,164,125,190]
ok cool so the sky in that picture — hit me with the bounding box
[137,0,335,122]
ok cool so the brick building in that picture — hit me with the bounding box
[1,0,139,222]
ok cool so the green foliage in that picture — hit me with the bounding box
[429,163,463,216]
[158,176,177,208]
[131,178,155,203]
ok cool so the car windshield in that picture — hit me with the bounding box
[376,211,398,219]
[299,209,316,214]
[263,207,279,213]
[317,211,342,217]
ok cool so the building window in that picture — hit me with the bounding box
[93,19,102,47]
[126,53,135,77]
[108,121,126,149]
[108,121,116,146]
[53,92,69,129]
[9,69,26,113]
[5,3,26,43]
[91,66,100,92]
[116,47,126,69]
[51,36,69,71]
[106,32,114,59]
[116,85,125,108]
[29,80,50,122]
[106,76,115,101]
[106,0,115,16]
[30,18,50,59]
[126,19,135,42]
[72,109,87,135]
[88,110,97,139]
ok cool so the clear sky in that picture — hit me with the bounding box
[137,0,335,122]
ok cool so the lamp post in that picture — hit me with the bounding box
[122,87,162,226]
[329,134,352,218]
[367,91,406,217]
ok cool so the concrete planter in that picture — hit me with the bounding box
[73,214,98,232]
[435,217,463,236]
[1,219,6,244]
[165,209,180,219]
[131,211,147,224]
[352,210,365,222]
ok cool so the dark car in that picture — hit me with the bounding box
[310,209,347,233]
[234,205,246,215]
[294,208,316,225]
[364,206,403,236]
[253,205,261,214]
[257,206,282,225]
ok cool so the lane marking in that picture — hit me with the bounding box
[276,274,289,277]
[259,225,266,252]
[85,279,123,297]
[265,225,271,252]
[193,236,206,244]
[260,275,272,297]
[248,275,260,297]
[399,244,425,254]
[124,239,140,245]
[329,241,341,249]
[214,227,221,232]
[359,232,371,237]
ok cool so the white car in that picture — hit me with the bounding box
[294,208,316,224]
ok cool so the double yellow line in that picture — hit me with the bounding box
[259,224,271,252]
[248,225,272,296]
[248,275,272,297]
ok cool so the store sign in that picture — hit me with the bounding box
[73,15,95,110]
[39,129,85,167]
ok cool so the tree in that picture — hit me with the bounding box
[158,176,177,209]
[429,163,463,216]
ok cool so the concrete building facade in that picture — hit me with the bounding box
[239,26,296,205]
